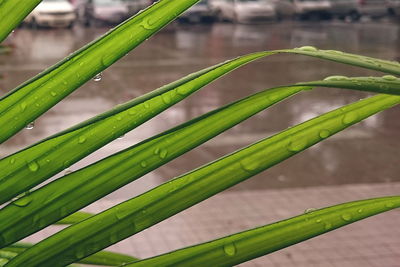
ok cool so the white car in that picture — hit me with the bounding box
[25,0,76,28]
[211,0,280,23]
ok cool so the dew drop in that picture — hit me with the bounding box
[117,135,125,140]
[20,102,27,112]
[342,112,358,125]
[382,75,397,81]
[13,194,33,207]
[297,46,318,52]
[223,242,237,256]
[341,213,352,222]
[287,138,308,152]
[128,110,137,116]
[154,147,160,155]
[240,158,259,172]
[115,207,130,220]
[316,218,322,223]
[304,208,316,214]
[116,116,123,121]
[93,73,102,82]
[319,129,331,139]
[78,136,87,144]
[159,149,168,159]
[324,222,333,230]
[162,94,172,104]
[140,161,148,168]
[51,91,58,97]
[9,158,16,164]
[385,202,395,208]
[64,168,72,175]
[28,161,40,172]
[140,17,158,30]
[357,208,363,213]
[144,102,150,109]
[323,75,349,81]
[25,121,35,130]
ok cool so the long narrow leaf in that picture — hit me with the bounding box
[299,75,400,95]
[1,242,137,266]
[280,47,400,75]
[0,0,202,143]
[123,196,400,266]
[0,84,306,247]
[0,0,42,43]
[0,51,271,205]
[7,93,400,267]
[55,211,94,225]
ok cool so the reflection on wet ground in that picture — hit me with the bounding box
[0,21,399,199]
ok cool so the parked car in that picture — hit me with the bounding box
[387,0,400,16]
[291,0,332,20]
[211,0,291,23]
[24,0,76,28]
[179,0,217,23]
[328,0,389,21]
[76,0,130,26]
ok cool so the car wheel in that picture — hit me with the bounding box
[348,10,360,22]
[30,18,38,30]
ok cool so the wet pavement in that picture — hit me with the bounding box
[1,19,400,266]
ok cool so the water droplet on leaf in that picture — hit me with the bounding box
[223,242,237,256]
[341,213,352,222]
[28,161,40,172]
[93,73,102,82]
[297,46,318,52]
[25,121,35,130]
[342,112,358,125]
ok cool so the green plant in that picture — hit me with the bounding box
[0,1,399,266]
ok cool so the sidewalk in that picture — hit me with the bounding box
[26,182,400,266]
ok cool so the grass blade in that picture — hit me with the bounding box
[280,47,400,75]
[0,51,271,204]
[124,196,400,266]
[0,0,202,143]
[0,84,305,247]
[0,0,42,43]
[1,242,137,266]
[7,93,400,267]
[55,211,94,225]
[299,75,400,95]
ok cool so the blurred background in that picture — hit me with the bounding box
[1,0,400,266]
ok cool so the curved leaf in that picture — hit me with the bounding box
[7,93,400,267]
[0,51,271,205]
[0,84,305,247]
[299,75,400,95]
[55,211,94,225]
[0,0,202,143]
[1,242,137,266]
[123,196,400,266]
[280,47,400,76]
[0,0,42,43]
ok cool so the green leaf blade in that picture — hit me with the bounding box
[0,0,42,43]
[281,47,400,75]
[1,242,137,266]
[124,196,400,267]
[6,93,400,267]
